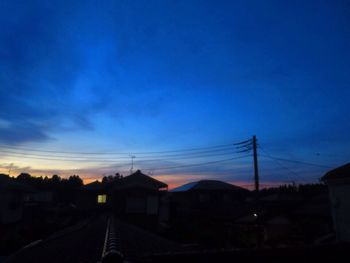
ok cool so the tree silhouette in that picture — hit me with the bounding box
[67,175,83,188]
[17,172,32,181]
[102,172,123,184]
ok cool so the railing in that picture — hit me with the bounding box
[99,216,124,263]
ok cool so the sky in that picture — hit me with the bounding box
[0,0,349,188]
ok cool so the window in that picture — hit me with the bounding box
[97,194,107,204]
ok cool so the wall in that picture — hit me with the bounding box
[329,183,350,241]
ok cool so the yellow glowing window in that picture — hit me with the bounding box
[97,195,107,204]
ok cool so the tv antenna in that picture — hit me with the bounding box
[8,163,13,176]
[129,155,136,174]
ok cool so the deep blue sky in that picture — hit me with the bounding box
[0,0,349,187]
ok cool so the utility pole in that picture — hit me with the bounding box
[233,137,262,247]
[252,135,259,193]
[252,135,263,247]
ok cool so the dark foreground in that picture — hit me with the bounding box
[4,214,350,263]
[5,215,106,263]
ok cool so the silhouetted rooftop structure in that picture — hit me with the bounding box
[322,163,350,242]
[77,181,107,210]
[322,163,350,181]
[171,180,246,192]
[109,171,168,219]
[5,215,106,263]
[170,180,249,221]
[5,215,180,263]
[112,170,167,190]
[114,218,181,260]
[80,180,104,191]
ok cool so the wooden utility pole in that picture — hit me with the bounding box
[252,135,259,193]
[252,135,263,247]
[234,136,262,247]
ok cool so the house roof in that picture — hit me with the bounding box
[115,218,181,259]
[7,215,181,263]
[171,180,247,192]
[6,215,107,263]
[321,163,350,181]
[113,170,167,190]
[81,180,105,191]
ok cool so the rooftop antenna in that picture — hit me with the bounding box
[129,155,136,174]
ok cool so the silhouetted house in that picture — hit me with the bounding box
[0,176,32,224]
[77,181,107,210]
[110,170,167,218]
[170,180,249,218]
[322,163,350,242]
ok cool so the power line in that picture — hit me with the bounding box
[144,155,251,171]
[0,149,245,162]
[259,147,300,178]
[0,139,254,161]
[233,139,252,145]
[0,142,238,155]
[0,146,240,158]
[259,154,331,168]
[134,151,245,162]
[25,155,250,175]
[0,138,254,156]
[0,139,252,176]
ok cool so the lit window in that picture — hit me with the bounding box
[97,194,107,204]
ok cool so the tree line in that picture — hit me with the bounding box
[0,172,83,189]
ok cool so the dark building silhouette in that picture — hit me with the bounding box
[77,181,107,211]
[322,163,350,242]
[0,175,32,224]
[170,180,249,218]
[76,170,168,226]
[109,170,168,226]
